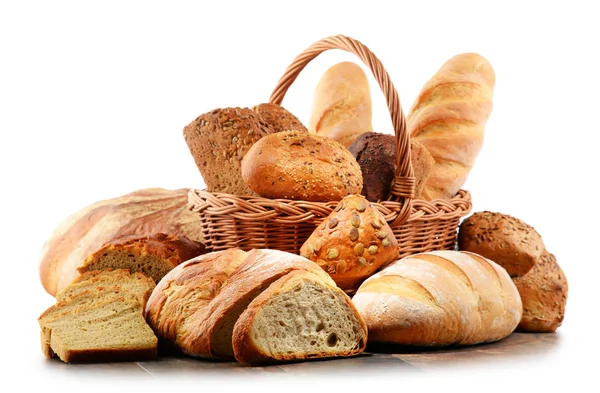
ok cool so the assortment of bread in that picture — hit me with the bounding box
[37,38,568,368]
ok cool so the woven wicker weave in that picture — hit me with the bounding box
[188,35,472,258]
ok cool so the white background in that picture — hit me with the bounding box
[1,0,598,391]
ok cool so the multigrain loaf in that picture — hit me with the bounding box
[38,187,205,297]
[38,269,157,363]
[458,211,545,276]
[300,194,398,292]
[232,270,367,365]
[348,132,434,201]
[352,250,522,346]
[145,248,366,363]
[309,62,373,147]
[252,103,308,133]
[240,130,363,201]
[407,53,495,200]
[513,252,568,332]
[183,107,275,195]
[77,233,206,284]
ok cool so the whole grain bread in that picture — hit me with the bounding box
[77,233,206,284]
[183,107,275,195]
[252,103,308,133]
[458,211,545,277]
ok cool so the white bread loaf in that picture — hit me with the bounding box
[352,250,522,346]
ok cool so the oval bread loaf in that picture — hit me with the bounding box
[352,250,522,346]
[241,131,363,202]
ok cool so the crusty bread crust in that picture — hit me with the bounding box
[252,103,307,133]
[352,250,522,346]
[232,270,367,365]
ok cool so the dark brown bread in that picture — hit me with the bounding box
[348,132,434,202]
[458,211,545,277]
[183,107,275,195]
[300,194,398,292]
[78,233,206,284]
[252,103,308,133]
[241,130,363,202]
[513,252,568,332]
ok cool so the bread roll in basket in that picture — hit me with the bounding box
[187,35,472,257]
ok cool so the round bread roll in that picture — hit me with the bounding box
[241,131,363,202]
[458,211,545,277]
[513,252,568,333]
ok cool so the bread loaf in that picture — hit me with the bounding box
[513,252,568,332]
[458,211,545,276]
[308,62,372,147]
[77,233,206,284]
[232,270,367,365]
[252,103,308,133]
[38,188,206,297]
[407,53,495,200]
[348,132,434,201]
[457,211,568,332]
[183,107,274,195]
[300,195,398,291]
[39,269,157,363]
[145,248,367,363]
[241,130,363,202]
[352,250,522,346]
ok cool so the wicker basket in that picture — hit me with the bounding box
[187,35,472,258]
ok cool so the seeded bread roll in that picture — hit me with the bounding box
[300,195,399,291]
[252,103,308,133]
[348,132,434,201]
[458,211,545,277]
[241,131,363,202]
[513,252,568,332]
[183,107,274,195]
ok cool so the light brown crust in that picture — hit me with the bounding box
[300,195,398,291]
[144,249,331,360]
[183,107,275,195]
[38,187,205,297]
[232,270,367,365]
[77,233,206,283]
[252,103,308,133]
[241,130,363,202]
[348,132,434,201]
[407,53,495,200]
[352,250,522,346]
[458,211,545,277]
[513,252,568,332]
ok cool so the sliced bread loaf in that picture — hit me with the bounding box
[77,233,206,284]
[232,270,367,364]
[38,269,158,363]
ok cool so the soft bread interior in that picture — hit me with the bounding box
[241,275,365,361]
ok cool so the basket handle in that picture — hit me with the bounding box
[269,34,414,226]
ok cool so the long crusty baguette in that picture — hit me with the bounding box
[308,62,373,148]
[145,248,341,360]
[352,250,522,346]
[407,53,495,200]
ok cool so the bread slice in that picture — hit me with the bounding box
[77,233,206,284]
[232,270,368,364]
[38,269,157,363]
